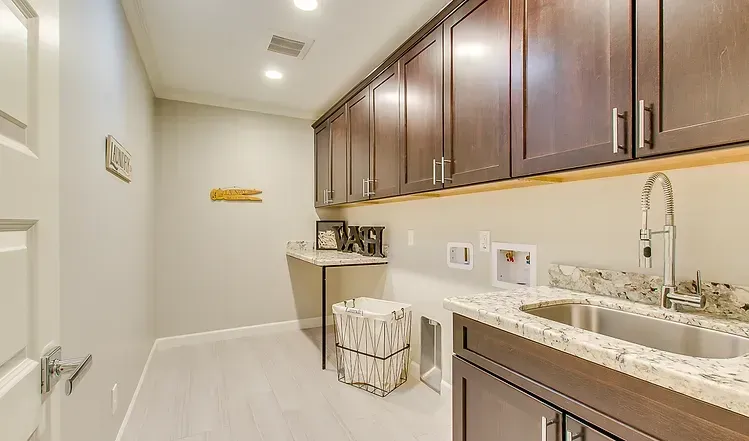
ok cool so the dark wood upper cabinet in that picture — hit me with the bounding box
[314,122,330,207]
[566,417,619,441]
[443,0,511,186]
[510,0,633,177]
[370,64,401,199]
[347,89,370,202]
[329,107,348,204]
[453,356,562,441]
[399,27,444,194]
[636,0,749,157]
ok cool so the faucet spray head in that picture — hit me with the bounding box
[639,229,652,268]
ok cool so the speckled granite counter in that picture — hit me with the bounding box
[286,241,388,267]
[444,286,749,417]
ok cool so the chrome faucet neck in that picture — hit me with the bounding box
[638,172,704,310]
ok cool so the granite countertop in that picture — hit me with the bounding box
[286,241,388,267]
[444,286,749,417]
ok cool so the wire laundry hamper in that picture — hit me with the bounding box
[333,298,412,397]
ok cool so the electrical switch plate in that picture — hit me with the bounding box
[408,230,414,246]
[447,242,473,270]
[479,231,491,252]
[111,383,118,415]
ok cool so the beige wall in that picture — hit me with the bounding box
[154,100,326,337]
[339,161,749,383]
[59,1,155,440]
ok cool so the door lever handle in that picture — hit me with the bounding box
[62,354,93,396]
[41,346,93,396]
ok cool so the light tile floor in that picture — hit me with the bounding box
[121,328,451,441]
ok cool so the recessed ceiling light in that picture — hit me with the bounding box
[294,0,318,11]
[265,70,283,80]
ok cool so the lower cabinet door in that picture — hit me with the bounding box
[453,356,562,441]
[566,416,620,441]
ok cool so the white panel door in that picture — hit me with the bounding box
[0,0,60,440]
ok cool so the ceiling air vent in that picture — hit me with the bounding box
[267,33,314,59]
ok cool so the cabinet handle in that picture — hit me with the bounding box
[432,159,437,185]
[440,157,452,184]
[638,100,648,149]
[368,179,376,196]
[566,431,582,441]
[612,107,626,154]
[362,178,367,197]
[541,416,556,441]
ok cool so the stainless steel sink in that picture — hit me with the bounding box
[524,303,749,359]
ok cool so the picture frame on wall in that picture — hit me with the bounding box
[316,220,345,250]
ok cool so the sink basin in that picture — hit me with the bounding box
[524,303,749,359]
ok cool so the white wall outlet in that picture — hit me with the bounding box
[479,231,491,252]
[111,383,118,415]
[447,242,473,270]
[491,242,537,288]
[407,229,414,246]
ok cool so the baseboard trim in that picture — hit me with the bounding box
[155,315,334,351]
[114,340,157,441]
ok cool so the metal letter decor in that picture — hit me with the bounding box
[333,225,385,257]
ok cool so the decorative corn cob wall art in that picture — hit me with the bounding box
[210,188,263,202]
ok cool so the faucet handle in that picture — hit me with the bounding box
[695,270,703,297]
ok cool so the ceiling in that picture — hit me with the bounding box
[123,0,450,120]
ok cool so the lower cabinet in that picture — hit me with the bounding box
[453,314,749,441]
[453,356,562,441]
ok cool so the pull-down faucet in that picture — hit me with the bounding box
[639,172,705,310]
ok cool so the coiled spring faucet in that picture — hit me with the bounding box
[639,172,705,310]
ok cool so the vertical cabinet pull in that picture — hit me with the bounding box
[541,416,557,441]
[566,431,582,441]
[638,100,650,149]
[441,157,452,184]
[432,159,438,185]
[612,107,626,154]
[362,179,375,197]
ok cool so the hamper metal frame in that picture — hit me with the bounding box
[334,301,412,397]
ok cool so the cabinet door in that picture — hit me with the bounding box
[314,122,330,207]
[370,64,400,199]
[453,357,562,441]
[347,89,370,202]
[399,27,444,194]
[443,0,511,186]
[566,417,620,441]
[329,107,348,205]
[636,1,749,157]
[510,0,633,176]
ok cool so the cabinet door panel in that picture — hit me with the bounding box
[566,417,620,441]
[329,107,348,204]
[370,65,400,199]
[453,356,561,441]
[347,89,370,202]
[314,123,330,207]
[400,27,444,194]
[511,0,632,176]
[444,0,511,186]
[637,0,749,156]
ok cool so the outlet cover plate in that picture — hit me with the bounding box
[479,231,491,252]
